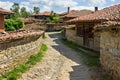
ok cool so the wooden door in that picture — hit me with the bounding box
[83,27,89,47]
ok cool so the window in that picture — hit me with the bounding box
[76,24,84,36]
[76,23,94,38]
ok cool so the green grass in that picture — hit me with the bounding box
[0,44,48,80]
[42,33,47,39]
[61,39,100,67]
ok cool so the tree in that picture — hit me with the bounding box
[45,17,52,23]
[33,6,40,14]
[45,13,60,23]
[20,7,31,18]
[52,13,60,21]
[10,3,20,19]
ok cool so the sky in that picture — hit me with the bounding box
[0,0,120,13]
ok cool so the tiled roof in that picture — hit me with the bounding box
[0,8,14,14]
[94,21,120,30]
[62,9,93,18]
[21,18,34,24]
[31,11,52,16]
[68,4,120,23]
[58,12,68,16]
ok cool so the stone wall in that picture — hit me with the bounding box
[0,31,44,75]
[94,32,100,51]
[66,29,83,46]
[66,28,100,51]
[100,31,120,80]
[54,26,62,31]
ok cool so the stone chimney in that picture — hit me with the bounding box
[95,7,98,12]
[51,10,54,15]
[68,7,70,13]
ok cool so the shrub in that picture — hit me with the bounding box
[5,19,24,31]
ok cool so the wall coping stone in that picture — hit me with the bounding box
[0,30,44,43]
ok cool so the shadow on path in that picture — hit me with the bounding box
[47,32,92,80]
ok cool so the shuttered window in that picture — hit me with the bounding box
[76,23,94,38]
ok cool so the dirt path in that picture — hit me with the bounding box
[19,32,93,80]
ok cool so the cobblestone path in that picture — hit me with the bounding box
[19,32,93,80]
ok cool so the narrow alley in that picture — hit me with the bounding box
[19,32,99,80]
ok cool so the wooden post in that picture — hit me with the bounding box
[0,14,5,32]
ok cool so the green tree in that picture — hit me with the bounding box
[45,17,52,23]
[20,7,31,18]
[33,6,40,14]
[52,13,60,21]
[10,3,20,19]
[45,13,60,23]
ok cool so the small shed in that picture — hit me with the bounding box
[31,11,52,20]
[0,8,14,33]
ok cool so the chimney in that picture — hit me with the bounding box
[95,7,98,12]
[67,7,70,13]
[51,10,53,15]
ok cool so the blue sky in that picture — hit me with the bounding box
[0,0,120,13]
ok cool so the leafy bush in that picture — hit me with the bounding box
[5,19,24,31]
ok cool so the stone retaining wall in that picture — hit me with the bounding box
[0,31,44,75]
[100,31,120,80]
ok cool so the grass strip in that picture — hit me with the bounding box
[42,33,47,39]
[0,44,47,80]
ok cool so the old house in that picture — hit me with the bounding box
[32,11,59,31]
[67,4,120,80]
[62,9,95,49]
[0,8,14,33]
[62,9,93,21]
[31,11,53,20]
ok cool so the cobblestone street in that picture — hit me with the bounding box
[19,32,97,80]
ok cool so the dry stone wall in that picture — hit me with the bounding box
[0,31,44,75]
[100,31,120,80]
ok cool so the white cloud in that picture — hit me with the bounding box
[53,0,77,7]
[20,1,41,12]
[20,2,33,11]
[0,1,13,10]
[42,5,51,11]
[71,6,94,11]
[28,0,79,12]
[0,0,114,13]
[85,0,106,6]
[29,0,41,4]
[111,0,115,2]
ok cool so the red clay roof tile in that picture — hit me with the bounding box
[68,4,120,23]
[0,8,14,14]
[62,9,93,18]
[31,11,52,16]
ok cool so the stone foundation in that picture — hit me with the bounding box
[0,31,43,75]
[66,28,100,51]
[100,31,120,80]
[66,29,83,46]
